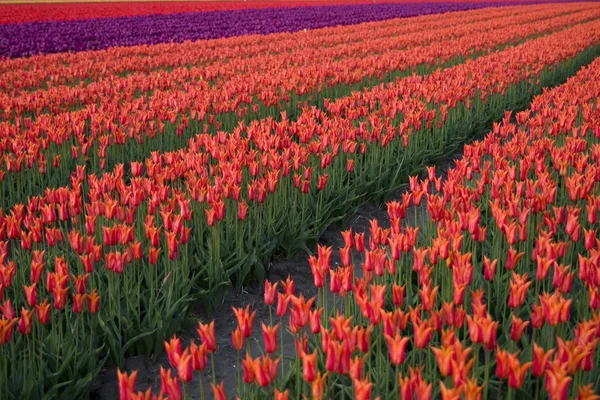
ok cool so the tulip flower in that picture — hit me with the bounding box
[231,327,244,352]
[211,381,227,400]
[353,376,373,400]
[88,289,100,314]
[233,305,256,338]
[23,283,37,307]
[385,333,409,365]
[190,342,207,371]
[431,346,454,377]
[508,359,532,389]
[577,384,600,400]
[275,389,289,400]
[117,369,137,400]
[439,381,462,400]
[164,336,182,368]
[176,349,193,383]
[261,322,278,354]
[241,353,255,384]
[197,321,217,352]
[264,280,278,305]
[510,314,530,342]
[17,307,33,335]
[298,348,317,383]
[544,365,572,400]
[35,299,51,325]
[508,273,532,309]
[312,372,327,400]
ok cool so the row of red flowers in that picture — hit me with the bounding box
[0,1,410,25]
[0,4,595,209]
[117,46,600,400]
[1,15,599,399]
[0,4,528,91]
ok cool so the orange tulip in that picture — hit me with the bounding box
[312,372,327,400]
[23,283,37,307]
[439,381,462,400]
[508,272,531,309]
[176,349,193,383]
[508,359,532,389]
[211,381,227,400]
[300,349,317,382]
[87,289,100,314]
[190,342,207,371]
[509,314,530,342]
[233,305,256,338]
[276,292,290,317]
[463,376,483,400]
[197,320,217,352]
[413,321,434,349]
[159,368,181,400]
[531,342,554,377]
[261,322,278,354]
[544,364,571,400]
[577,384,600,400]
[431,346,454,377]
[231,326,244,352]
[384,333,409,365]
[275,389,289,400]
[353,376,373,400]
[264,280,278,306]
[241,352,255,384]
[349,355,366,380]
[117,369,137,400]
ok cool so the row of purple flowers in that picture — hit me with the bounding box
[1,2,535,58]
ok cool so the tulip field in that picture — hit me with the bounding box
[2,1,600,399]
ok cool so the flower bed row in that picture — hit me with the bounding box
[0,4,596,209]
[0,1,413,25]
[0,19,599,398]
[0,4,571,91]
[118,49,600,400]
[0,2,511,58]
[119,50,600,400]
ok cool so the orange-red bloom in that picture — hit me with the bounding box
[385,333,409,365]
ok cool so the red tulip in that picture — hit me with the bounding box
[190,341,207,371]
[231,326,244,351]
[117,369,137,400]
[261,322,278,353]
[510,314,530,342]
[197,321,217,352]
[384,333,409,365]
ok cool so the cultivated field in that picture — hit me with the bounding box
[1,1,600,399]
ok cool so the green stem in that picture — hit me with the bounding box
[483,349,491,400]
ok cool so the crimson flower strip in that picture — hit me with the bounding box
[0,1,573,58]
[118,44,600,400]
[0,0,567,25]
[0,4,595,210]
[0,17,598,397]
[0,0,414,25]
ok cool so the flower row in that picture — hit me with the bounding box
[0,17,598,398]
[0,4,564,92]
[0,4,595,210]
[0,2,505,58]
[0,0,407,25]
[117,41,600,400]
